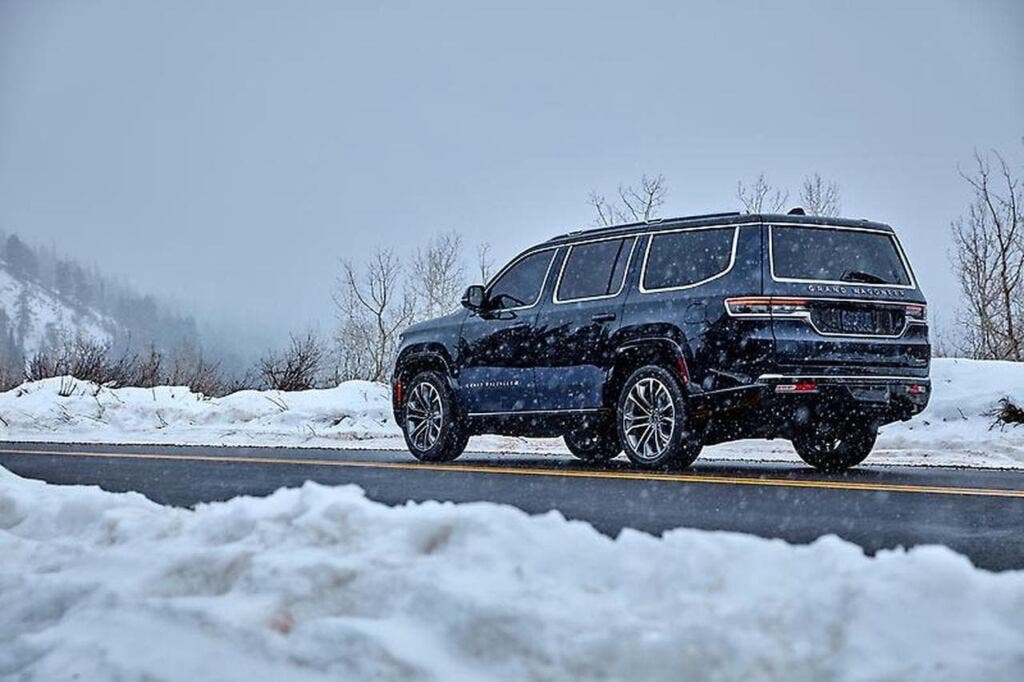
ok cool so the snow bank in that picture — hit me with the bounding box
[1,468,1022,681]
[1,358,1022,468]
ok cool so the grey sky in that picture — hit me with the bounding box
[1,0,1022,346]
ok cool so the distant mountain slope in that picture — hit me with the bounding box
[0,261,118,359]
[0,232,199,371]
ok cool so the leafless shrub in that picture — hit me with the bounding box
[258,332,324,391]
[737,173,789,213]
[26,336,118,386]
[588,173,668,226]
[800,173,842,217]
[951,147,1023,361]
[988,398,1024,429]
[129,346,164,388]
[166,342,224,397]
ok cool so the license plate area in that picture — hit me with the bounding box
[810,303,904,336]
[847,385,890,402]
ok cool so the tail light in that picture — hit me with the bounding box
[775,381,818,394]
[905,304,927,323]
[725,297,810,318]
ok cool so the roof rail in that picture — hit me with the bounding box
[549,211,743,242]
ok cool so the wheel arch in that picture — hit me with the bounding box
[392,345,456,419]
[605,335,692,409]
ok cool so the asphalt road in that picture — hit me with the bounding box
[3,441,1023,571]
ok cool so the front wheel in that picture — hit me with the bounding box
[401,371,468,462]
[791,420,877,472]
[616,365,702,470]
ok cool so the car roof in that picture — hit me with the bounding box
[542,212,895,247]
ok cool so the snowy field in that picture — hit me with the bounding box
[1,467,1022,681]
[0,358,1022,468]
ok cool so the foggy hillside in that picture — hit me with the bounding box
[0,230,202,374]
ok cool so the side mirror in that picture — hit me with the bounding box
[462,284,486,311]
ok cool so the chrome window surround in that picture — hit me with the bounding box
[767,223,918,290]
[638,225,741,294]
[483,246,559,313]
[552,235,638,305]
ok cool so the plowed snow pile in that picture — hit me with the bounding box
[1,358,1023,467]
[1,469,1022,681]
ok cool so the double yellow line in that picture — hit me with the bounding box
[3,446,1024,499]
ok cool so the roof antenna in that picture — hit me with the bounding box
[787,207,806,215]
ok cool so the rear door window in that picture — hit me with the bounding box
[556,237,634,302]
[771,226,912,286]
[642,227,735,291]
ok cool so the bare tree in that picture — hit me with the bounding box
[951,148,1024,360]
[588,173,668,226]
[476,242,494,283]
[411,230,466,320]
[334,248,415,382]
[800,173,842,217]
[259,332,324,391]
[737,173,789,213]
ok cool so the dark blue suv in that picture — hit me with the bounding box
[391,212,930,471]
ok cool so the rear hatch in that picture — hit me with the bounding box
[762,221,930,376]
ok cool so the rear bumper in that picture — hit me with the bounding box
[756,372,930,421]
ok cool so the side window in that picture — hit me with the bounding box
[487,249,555,310]
[643,228,735,291]
[556,237,633,301]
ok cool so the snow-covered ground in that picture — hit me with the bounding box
[1,467,1022,681]
[1,358,1022,468]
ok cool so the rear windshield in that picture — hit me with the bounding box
[771,226,912,286]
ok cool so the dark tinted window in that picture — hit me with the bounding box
[487,249,554,309]
[771,226,911,286]
[557,238,632,301]
[643,228,735,290]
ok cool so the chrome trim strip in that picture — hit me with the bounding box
[466,408,603,417]
[757,373,930,383]
[638,225,741,294]
[552,236,638,305]
[767,224,918,290]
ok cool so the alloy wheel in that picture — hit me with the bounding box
[622,376,676,461]
[405,381,444,451]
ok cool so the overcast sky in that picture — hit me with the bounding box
[1,0,1022,346]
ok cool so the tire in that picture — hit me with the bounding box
[616,365,702,470]
[564,416,621,463]
[791,420,877,472]
[401,371,469,462]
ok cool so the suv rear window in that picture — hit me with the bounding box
[556,237,634,301]
[771,226,911,286]
[643,227,735,290]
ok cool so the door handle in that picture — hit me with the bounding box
[591,313,616,323]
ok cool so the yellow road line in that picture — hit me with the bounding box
[2,447,1024,499]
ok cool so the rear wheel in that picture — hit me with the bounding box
[564,417,620,463]
[616,365,702,470]
[402,371,468,462]
[791,420,877,472]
